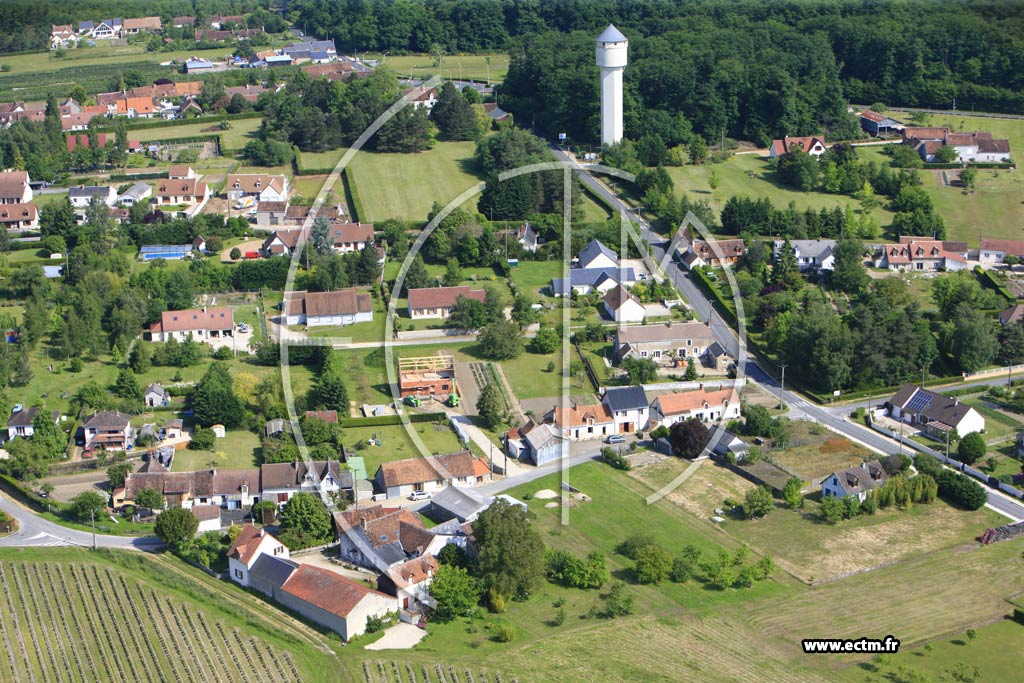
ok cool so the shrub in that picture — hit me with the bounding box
[603,582,634,617]
[618,533,656,560]
[600,447,630,470]
[188,428,216,450]
[633,543,673,584]
[742,486,774,519]
[494,621,516,642]
[956,432,987,465]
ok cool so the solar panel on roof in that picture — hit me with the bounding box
[905,390,932,413]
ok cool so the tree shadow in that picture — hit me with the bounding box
[950,639,966,646]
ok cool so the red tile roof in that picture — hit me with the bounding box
[155,307,233,333]
[655,388,738,416]
[281,565,391,618]
[407,286,485,311]
[227,524,277,564]
[377,452,476,488]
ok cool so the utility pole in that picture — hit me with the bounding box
[90,508,96,550]
[488,441,493,481]
[778,364,788,410]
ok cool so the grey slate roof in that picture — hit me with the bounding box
[822,461,888,496]
[602,386,649,412]
[578,239,618,267]
[6,407,38,428]
[706,341,728,358]
[430,486,492,522]
[249,554,299,589]
[596,24,627,43]
[889,384,975,428]
[550,267,636,295]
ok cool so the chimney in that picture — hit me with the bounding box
[360,517,367,530]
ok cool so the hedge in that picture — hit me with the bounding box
[340,169,364,223]
[340,412,446,428]
[925,162,1014,170]
[95,111,262,134]
[973,266,1015,302]
[293,146,339,176]
[690,267,738,326]
[0,473,60,513]
[109,171,167,181]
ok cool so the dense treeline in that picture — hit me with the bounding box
[0,0,270,53]
[289,0,1024,142]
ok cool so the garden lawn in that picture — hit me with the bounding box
[133,118,262,151]
[347,141,482,222]
[508,260,562,294]
[631,457,1004,583]
[0,45,236,75]
[363,53,509,83]
[964,399,1023,443]
[172,430,261,471]
[296,148,347,172]
[765,420,874,481]
[663,153,896,236]
[343,422,466,474]
[498,350,565,401]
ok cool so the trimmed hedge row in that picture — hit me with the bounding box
[109,171,167,181]
[96,111,262,134]
[340,169,364,223]
[340,412,446,428]
[926,162,1014,170]
[293,146,339,176]
[0,473,59,513]
[690,267,738,326]
[973,266,1015,302]
[143,134,221,147]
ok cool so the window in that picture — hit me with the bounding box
[640,351,648,358]
[652,351,661,358]
[234,569,242,579]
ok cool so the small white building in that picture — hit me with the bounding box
[228,525,291,588]
[577,239,618,270]
[149,308,233,342]
[68,185,117,210]
[649,387,740,429]
[407,286,486,320]
[821,462,888,502]
[601,386,649,435]
[887,383,985,439]
[283,289,373,327]
[602,286,645,323]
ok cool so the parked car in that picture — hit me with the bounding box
[408,491,431,501]
[605,434,626,444]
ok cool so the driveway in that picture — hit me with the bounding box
[365,622,426,650]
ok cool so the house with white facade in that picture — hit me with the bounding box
[768,135,828,158]
[602,286,645,323]
[821,462,888,502]
[153,178,209,207]
[148,307,234,342]
[0,203,38,231]
[260,460,349,506]
[228,525,291,588]
[330,222,374,253]
[407,286,486,320]
[282,289,373,327]
[602,386,649,435]
[144,383,168,407]
[549,266,636,297]
[334,505,461,572]
[577,239,619,269]
[887,383,985,439]
[379,555,438,613]
[546,403,615,441]
[226,174,289,203]
[614,321,716,366]
[773,239,837,272]
[5,407,39,440]
[374,451,486,500]
[0,171,32,204]
[82,411,132,451]
[978,238,1024,264]
[649,387,740,429]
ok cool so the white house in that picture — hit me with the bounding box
[0,203,39,231]
[143,383,168,407]
[601,386,649,435]
[153,178,209,207]
[149,308,233,342]
[821,462,888,502]
[190,504,222,534]
[330,222,374,253]
[550,267,636,297]
[228,525,291,588]
[577,239,618,269]
[978,238,1024,264]
[407,286,486,320]
[5,406,39,440]
[260,460,348,506]
[283,289,373,327]
[82,411,132,451]
[381,555,438,612]
[0,171,33,204]
[649,387,740,429]
[374,451,485,500]
[226,174,289,203]
[614,321,716,366]
[117,182,152,206]
[768,135,828,158]
[546,403,615,442]
[887,384,985,439]
[773,239,837,272]
[602,286,645,323]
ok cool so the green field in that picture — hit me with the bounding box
[171,430,262,471]
[0,45,236,77]
[343,422,466,474]
[132,118,262,152]
[363,53,509,83]
[347,142,482,222]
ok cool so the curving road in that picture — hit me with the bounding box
[550,144,1024,522]
[0,493,161,550]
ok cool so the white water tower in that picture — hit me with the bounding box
[596,24,628,147]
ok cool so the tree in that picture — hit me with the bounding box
[830,238,869,294]
[356,244,381,284]
[742,486,774,518]
[69,491,107,521]
[776,148,819,191]
[432,82,478,140]
[230,247,242,260]
[476,382,505,429]
[959,167,978,191]
[622,356,658,384]
[528,325,560,354]
[129,342,151,374]
[782,477,804,509]
[429,564,481,620]
[819,495,845,524]
[603,582,634,617]
[511,292,539,328]
[668,418,710,458]
[476,320,522,360]
[107,462,132,489]
[934,145,958,163]
[947,303,998,373]
[311,217,332,256]
[447,296,490,330]
[684,357,699,381]
[113,367,142,402]
[277,492,333,547]
[956,432,986,465]
[632,543,673,584]
[192,363,244,428]
[473,499,545,600]
[134,487,164,511]
[311,361,349,412]
[155,507,198,547]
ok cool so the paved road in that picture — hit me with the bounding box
[0,493,161,549]
[551,144,1024,522]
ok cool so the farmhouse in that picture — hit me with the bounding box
[255,201,288,225]
[614,320,716,366]
[82,411,132,451]
[821,461,888,502]
[378,554,438,612]
[397,355,456,398]
[684,238,747,268]
[549,266,637,297]
[407,286,485,320]
[887,383,985,438]
[504,420,565,466]
[279,564,398,641]
[602,285,646,323]
[602,386,650,434]
[873,239,968,272]
[261,229,303,257]
[649,387,740,429]
[768,135,828,158]
[334,505,453,572]
[404,86,438,110]
[374,451,483,499]
[857,110,904,136]
[547,402,615,441]
[226,174,289,203]
[0,203,38,231]
[330,222,375,252]
[68,185,117,210]
[149,307,233,342]
[282,289,373,327]
[228,526,291,588]
[902,127,1011,163]
[773,239,837,272]
[122,16,162,34]
[978,238,1024,264]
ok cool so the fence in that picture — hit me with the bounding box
[963,363,1024,382]
[868,420,1024,500]
[640,379,746,392]
[574,340,602,392]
